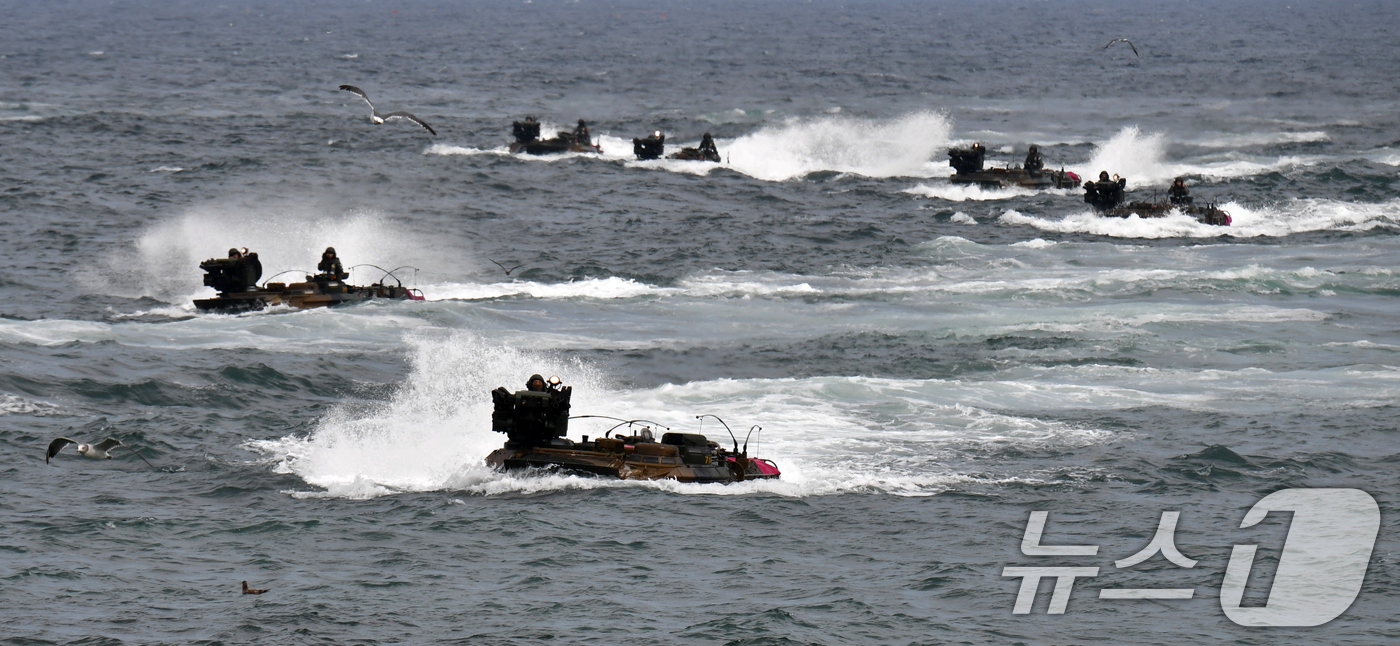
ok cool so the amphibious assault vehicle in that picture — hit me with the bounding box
[509,118,601,155]
[947,144,1079,189]
[669,132,721,162]
[194,256,423,312]
[633,131,665,160]
[1083,178,1232,226]
[667,146,721,162]
[485,379,780,483]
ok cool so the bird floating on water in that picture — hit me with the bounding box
[1104,38,1139,57]
[242,581,269,595]
[46,437,156,469]
[337,84,436,135]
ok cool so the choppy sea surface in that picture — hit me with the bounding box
[2,0,1398,643]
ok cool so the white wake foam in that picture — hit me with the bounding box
[903,182,1046,202]
[721,111,953,181]
[424,276,663,301]
[1000,198,1400,238]
[430,112,955,182]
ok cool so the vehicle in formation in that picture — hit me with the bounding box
[632,131,665,160]
[632,131,722,162]
[194,247,424,312]
[485,375,780,483]
[667,132,721,162]
[510,117,601,155]
[948,143,1080,189]
[1084,173,1231,226]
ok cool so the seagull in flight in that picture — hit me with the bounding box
[242,581,269,595]
[46,437,156,469]
[1104,38,1139,57]
[489,259,526,276]
[338,84,437,135]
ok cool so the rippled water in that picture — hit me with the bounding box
[2,0,1399,643]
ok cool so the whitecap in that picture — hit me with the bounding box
[0,394,61,417]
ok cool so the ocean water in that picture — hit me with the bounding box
[2,0,1399,643]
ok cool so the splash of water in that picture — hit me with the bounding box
[723,111,953,181]
[101,203,445,304]
[251,331,613,497]
[1074,126,1323,189]
[1075,126,1183,188]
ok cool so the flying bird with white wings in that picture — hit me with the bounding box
[1104,38,1139,57]
[46,437,157,469]
[338,84,437,135]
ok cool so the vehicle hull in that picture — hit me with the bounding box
[486,443,780,484]
[667,147,720,162]
[194,280,422,312]
[1102,201,1232,226]
[509,138,601,155]
[950,168,1079,189]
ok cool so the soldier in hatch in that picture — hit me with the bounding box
[1168,177,1193,205]
[243,248,262,288]
[318,247,348,280]
[1023,144,1044,175]
[698,133,719,159]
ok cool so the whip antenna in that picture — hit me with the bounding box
[696,414,738,453]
